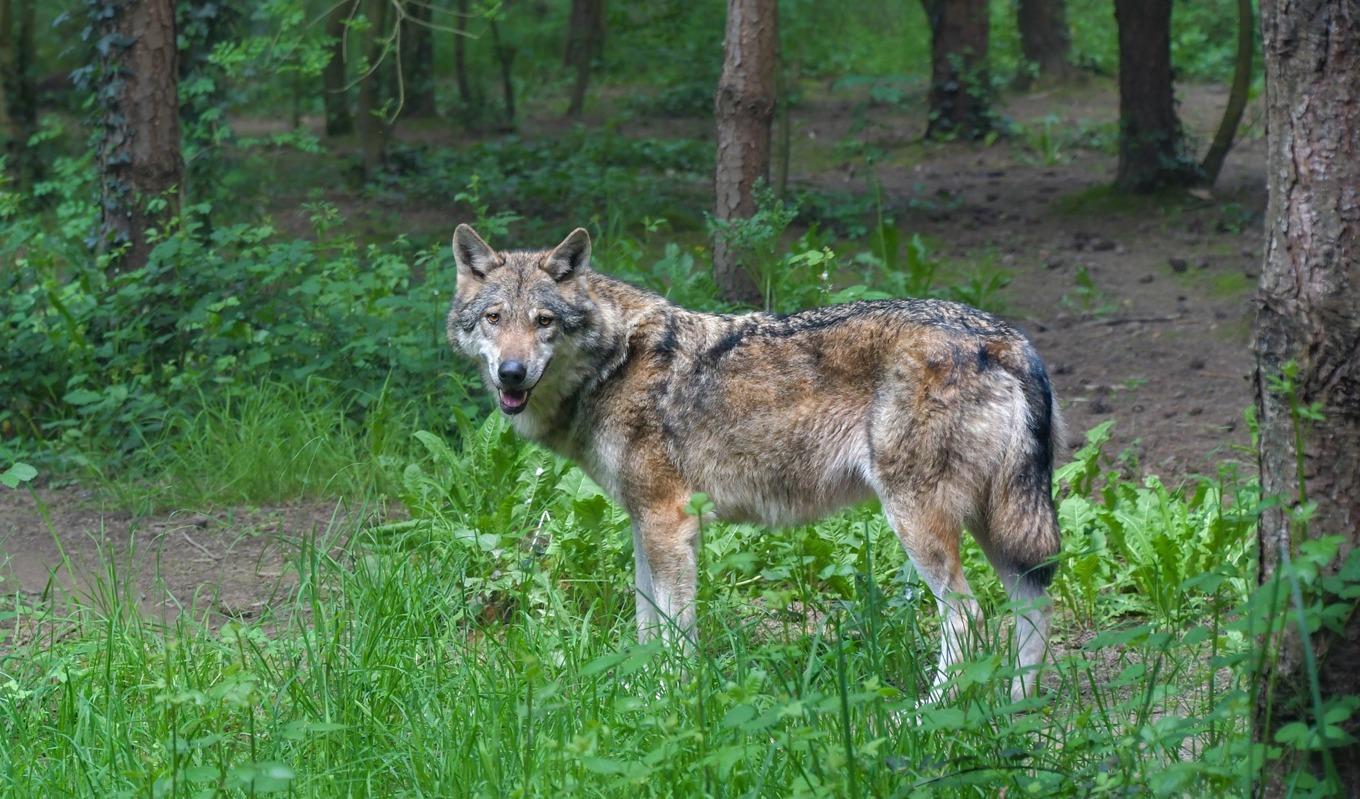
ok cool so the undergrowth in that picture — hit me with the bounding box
[3,410,1356,796]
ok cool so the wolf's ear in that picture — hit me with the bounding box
[543,228,592,282]
[452,224,501,281]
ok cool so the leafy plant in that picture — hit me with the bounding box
[1061,264,1118,316]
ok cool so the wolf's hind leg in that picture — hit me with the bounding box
[882,497,981,699]
[632,522,659,641]
[632,501,700,651]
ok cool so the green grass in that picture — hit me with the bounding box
[90,381,423,515]
[5,415,1333,797]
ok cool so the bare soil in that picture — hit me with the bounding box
[1,79,1263,621]
[0,488,347,629]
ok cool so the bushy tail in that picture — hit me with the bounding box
[991,351,1064,591]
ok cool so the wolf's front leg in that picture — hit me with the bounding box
[630,501,700,651]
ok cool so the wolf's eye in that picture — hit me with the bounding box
[484,311,500,325]
[536,314,554,328]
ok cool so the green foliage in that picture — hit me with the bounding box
[0,189,471,471]
[380,132,712,235]
[102,381,420,511]
[1,461,37,489]
[1053,422,1257,625]
[6,423,1351,796]
[1060,264,1117,316]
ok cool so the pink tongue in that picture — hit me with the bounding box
[501,391,527,408]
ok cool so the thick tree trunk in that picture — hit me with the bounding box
[1016,0,1074,87]
[712,0,777,306]
[454,0,473,108]
[920,0,991,140]
[1253,2,1360,794]
[564,0,605,118]
[1113,0,1197,192]
[323,1,353,136]
[356,0,388,177]
[400,0,436,118]
[96,0,183,274]
[0,0,38,189]
[1199,0,1253,188]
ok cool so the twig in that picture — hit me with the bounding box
[1087,314,1184,326]
[180,530,216,560]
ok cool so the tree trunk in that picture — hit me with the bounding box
[564,0,605,118]
[356,0,388,177]
[323,1,353,136]
[489,14,516,129]
[920,0,991,140]
[1198,0,1253,188]
[96,0,183,274]
[712,0,777,306]
[1113,0,1197,192]
[1016,0,1074,87]
[1253,2,1360,794]
[1,0,39,189]
[400,0,436,118]
[454,0,473,108]
[0,0,7,137]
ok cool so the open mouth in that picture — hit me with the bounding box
[498,388,531,415]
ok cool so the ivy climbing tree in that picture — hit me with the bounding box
[83,0,184,274]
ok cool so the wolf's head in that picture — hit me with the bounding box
[447,225,599,416]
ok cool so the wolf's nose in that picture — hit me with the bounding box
[498,360,528,387]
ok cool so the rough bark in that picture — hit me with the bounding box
[454,0,473,107]
[96,0,184,274]
[400,0,436,118]
[1113,0,1197,192]
[356,0,388,177]
[920,0,991,140]
[712,0,777,306]
[1,0,38,188]
[564,0,605,118]
[1253,2,1360,794]
[1016,0,1074,87]
[1199,0,1253,188]
[323,1,353,136]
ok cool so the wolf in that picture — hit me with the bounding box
[446,224,1064,699]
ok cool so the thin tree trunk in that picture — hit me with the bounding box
[323,1,354,136]
[400,0,436,118]
[564,0,605,118]
[489,14,516,129]
[0,0,7,136]
[712,0,777,306]
[1199,0,1253,188]
[357,0,388,177]
[454,0,472,107]
[1113,0,1197,191]
[1016,0,1074,87]
[1,0,38,189]
[0,0,15,172]
[1253,2,1360,794]
[920,0,991,140]
[96,0,183,274]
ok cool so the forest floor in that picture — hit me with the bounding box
[1,78,1263,624]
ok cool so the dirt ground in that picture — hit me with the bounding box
[0,80,1263,623]
[0,489,348,629]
